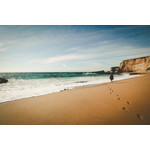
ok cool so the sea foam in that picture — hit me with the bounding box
[0,73,140,103]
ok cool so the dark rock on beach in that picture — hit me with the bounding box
[91,70,110,74]
[0,78,8,84]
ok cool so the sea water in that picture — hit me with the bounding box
[0,72,140,103]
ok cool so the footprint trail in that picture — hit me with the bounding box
[107,85,144,121]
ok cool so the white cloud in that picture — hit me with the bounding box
[0,48,7,52]
[30,45,150,66]
[0,42,3,46]
[62,64,66,68]
[31,54,96,64]
[43,54,93,64]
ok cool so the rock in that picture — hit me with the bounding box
[110,56,150,73]
[91,70,105,74]
[110,66,121,74]
[91,70,110,74]
[0,78,8,84]
[120,56,150,73]
[105,71,111,74]
[146,67,150,71]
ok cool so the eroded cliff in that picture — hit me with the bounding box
[111,56,150,73]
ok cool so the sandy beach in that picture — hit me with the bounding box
[0,73,150,125]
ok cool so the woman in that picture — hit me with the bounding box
[110,73,114,82]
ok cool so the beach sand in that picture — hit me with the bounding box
[0,73,150,125]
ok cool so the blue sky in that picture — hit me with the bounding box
[0,25,150,72]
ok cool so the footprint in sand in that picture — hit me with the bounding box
[137,114,143,120]
[126,101,130,105]
[115,94,120,100]
[108,87,113,93]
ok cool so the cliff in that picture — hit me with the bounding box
[111,56,150,73]
[110,66,120,74]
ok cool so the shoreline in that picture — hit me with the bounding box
[0,74,142,104]
[0,73,150,125]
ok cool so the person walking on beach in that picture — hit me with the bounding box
[110,73,114,82]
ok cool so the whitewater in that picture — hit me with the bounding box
[0,72,140,103]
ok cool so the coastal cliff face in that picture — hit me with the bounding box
[110,66,120,74]
[111,56,150,73]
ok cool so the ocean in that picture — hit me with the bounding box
[0,72,140,103]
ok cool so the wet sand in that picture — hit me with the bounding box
[0,73,150,125]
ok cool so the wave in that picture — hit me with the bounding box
[75,81,88,83]
[0,74,141,103]
[0,72,101,79]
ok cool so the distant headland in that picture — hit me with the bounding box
[111,56,150,74]
[91,56,150,75]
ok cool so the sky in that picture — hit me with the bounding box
[0,25,150,72]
